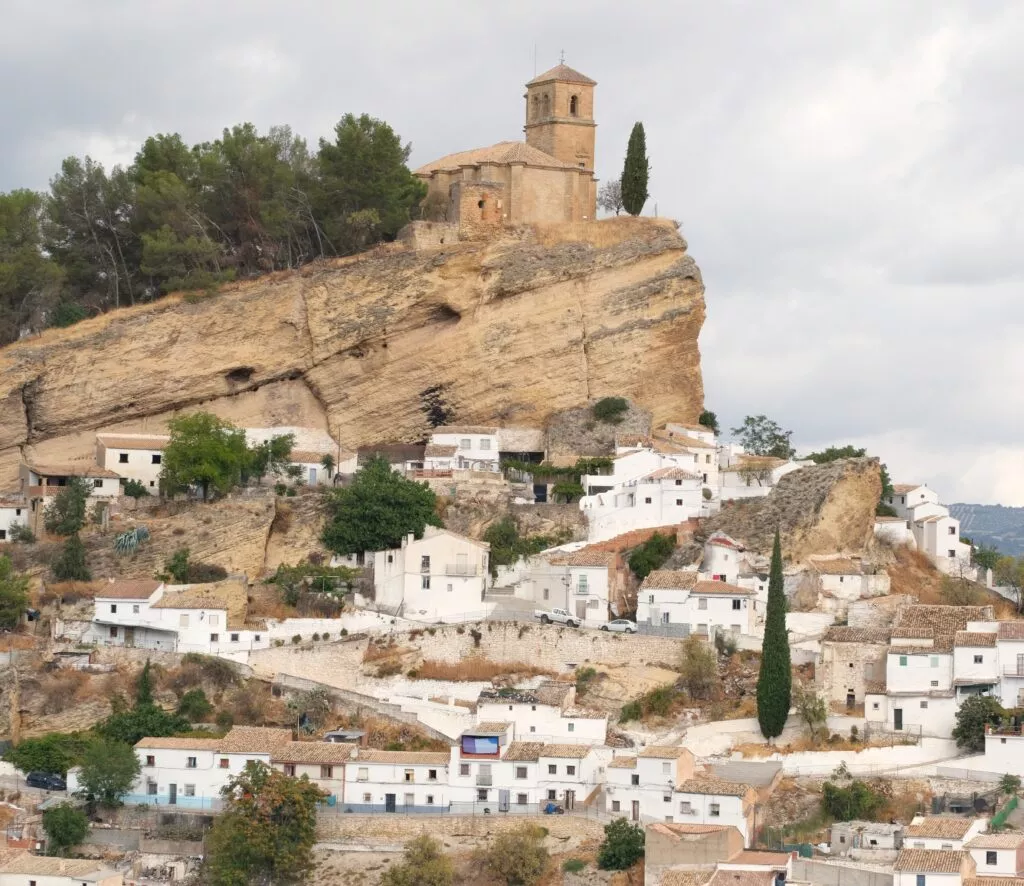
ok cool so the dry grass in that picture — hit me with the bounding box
[410,659,555,682]
[733,732,914,758]
[888,546,947,603]
[38,669,89,714]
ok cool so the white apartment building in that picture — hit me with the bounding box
[0,498,29,542]
[965,832,1024,877]
[884,483,973,577]
[475,682,608,745]
[636,570,756,637]
[893,849,976,886]
[0,856,123,886]
[995,622,1024,709]
[20,462,121,501]
[82,578,269,657]
[673,778,758,847]
[95,433,169,491]
[867,645,958,737]
[717,450,800,502]
[342,749,451,813]
[903,816,987,851]
[424,426,500,473]
[511,548,618,626]
[806,557,891,608]
[373,527,489,621]
[604,746,696,823]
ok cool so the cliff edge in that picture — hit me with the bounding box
[0,217,705,486]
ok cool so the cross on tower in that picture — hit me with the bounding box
[559,49,565,64]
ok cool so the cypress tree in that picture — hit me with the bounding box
[756,529,791,739]
[621,123,650,216]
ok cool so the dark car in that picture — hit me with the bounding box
[25,772,66,791]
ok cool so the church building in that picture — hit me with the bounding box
[415,64,598,233]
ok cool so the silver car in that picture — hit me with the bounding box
[600,619,638,633]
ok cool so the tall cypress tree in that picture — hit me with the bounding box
[756,529,791,739]
[621,123,650,216]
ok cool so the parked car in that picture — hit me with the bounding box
[26,772,66,791]
[600,619,638,633]
[533,608,581,627]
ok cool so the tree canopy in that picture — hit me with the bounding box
[731,415,795,459]
[757,530,791,739]
[321,455,442,555]
[44,477,90,536]
[0,115,425,344]
[597,178,624,216]
[953,694,1005,752]
[76,738,140,807]
[621,123,650,216]
[42,803,88,856]
[203,761,324,886]
[598,817,645,870]
[160,412,249,499]
[0,556,29,630]
[52,534,91,581]
[380,835,454,886]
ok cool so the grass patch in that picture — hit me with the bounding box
[562,858,586,873]
[618,684,685,723]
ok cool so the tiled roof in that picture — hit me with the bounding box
[649,822,730,837]
[95,578,162,600]
[424,444,457,457]
[503,742,546,762]
[966,833,1024,849]
[808,557,864,575]
[533,681,575,707]
[97,433,169,451]
[641,570,699,591]
[892,483,923,493]
[272,741,356,764]
[417,141,580,175]
[26,462,121,479]
[643,467,702,481]
[616,434,651,447]
[893,605,992,647]
[905,816,976,839]
[639,745,690,759]
[823,627,892,644]
[548,548,617,568]
[965,879,1024,886]
[539,744,591,759]
[660,871,713,886]
[431,425,500,435]
[894,849,967,873]
[955,631,997,647]
[473,722,511,734]
[720,456,786,473]
[217,726,292,754]
[998,622,1024,640]
[151,579,248,628]
[607,756,637,769]
[864,680,887,694]
[655,433,715,451]
[693,581,754,597]
[707,534,742,550]
[288,450,332,464]
[0,855,115,876]
[136,736,221,750]
[729,850,792,866]
[706,870,778,886]
[526,63,597,86]
[356,749,451,765]
[677,778,752,798]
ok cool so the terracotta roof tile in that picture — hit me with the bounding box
[894,849,967,872]
[539,744,591,759]
[503,742,545,762]
[288,450,333,464]
[677,778,753,798]
[966,833,1024,849]
[526,63,597,86]
[639,745,690,759]
[96,434,169,451]
[643,467,702,481]
[823,627,892,644]
[640,570,698,591]
[648,822,730,837]
[905,817,976,839]
[892,483,923,493]
[26,462,120,479]
[0,855,116,876]
[955,631,997,647]
[548,548,617,568]
[693,581,754,596]
[95,579,163,600]
[272,742,357,764]
[424,444,457,457]
[417,142,580,175]
[136,736,221,750]
[607,756,637,769]
[356,749,451,765]
[216,727,292,754]
[473,722,511,733]
[808,557,865,575]
[660,871,714,886]
[706,870,778,886]
[998,622,1024,640]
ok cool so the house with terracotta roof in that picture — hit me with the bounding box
[894,848,976,886]
[425,426,501,473]
[414,64,598,234]
[818,626,891,708]
[636,571,756,638]
[0,854,123,885]
[475,681,608,744]
[342,748,451,813]
[904,816,988,851]
[605,746,697,824]
[881,482,976,579]
[19,461,122,503]
[807,556,891,604]
[965,832,1024,877]
[644,822,745,882]
[674,779,759,847]
[96,432,169,492]
[372,526,490,622]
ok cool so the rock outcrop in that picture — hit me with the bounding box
[0,217,706,488]
[695,457,883,561]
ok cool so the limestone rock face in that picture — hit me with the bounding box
[0,217,705,487]
[699,457,883,560]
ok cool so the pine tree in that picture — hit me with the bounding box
[621,123,650,216]
[756,529,791,739]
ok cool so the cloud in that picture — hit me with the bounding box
[0,0,1022,503]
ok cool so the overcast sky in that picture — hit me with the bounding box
[1,0,1021,504]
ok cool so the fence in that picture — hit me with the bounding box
[992,794,1019,829]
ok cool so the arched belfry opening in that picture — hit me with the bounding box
[569,95,578,116]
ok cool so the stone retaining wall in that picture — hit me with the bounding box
[316,813,604,842]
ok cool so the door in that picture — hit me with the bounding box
[169,784,177,806]
[456,552,468,575]
[1017,653,1024,676]
[404,793,414,809]
[576,600,587,620]
[124,627,135,649]
[533,483,547,503]
[649,606,660,626]
[631,800,640,822]
[499,789,510,812]
[385,793,396,813]
[846,692,855,709]
[565,790,575,811]
[308,467,317,485]
[893,708,903,731]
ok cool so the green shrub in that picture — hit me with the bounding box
[598,817,645,870]
[321,632,330,641]
[592,397,628,424]
[51,301,87,328]
[575,667,599,697]
[8,524,35,544]
[551,481,585,503]
[312,632,321,641]
[274,483,287,496]
[628,532,675,579]
[821,779,885,820]
[292,634,302,644]
[562,858,586,873]
[177,688,213,721]
[618,700,642,723]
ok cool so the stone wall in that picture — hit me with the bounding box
[791,859,893,886]
[397,221,460,250]
[316,812,604,842]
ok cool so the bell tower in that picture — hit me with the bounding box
[523,62,597,172]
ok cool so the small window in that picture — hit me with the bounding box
[872,702,880,710]
[706,454,711,463]
[661,612,670,624]
[899,656,908,666]
[698,598,708,610]
[676,499,683,505]
[428,769,437,781]
[283,764,295,776]
[210,614,219,626]
[426,794,435,805]
[930,680,939,687]
[569,94,578,116]
[230,633,239,642]
[357,768,368,781]
[543,589,549,600]
[186,757,197,768]
[547,789,557,801]
[517,793,528,805]
[152,454,162,465]
[631,774,639,786]
[110,604,117,614]
[387,553,393,563]
[568,723,575,733]
[460,438,471,449]
[460,763,470,776]
[975,655,983,664]
[477,788,488,801]
[93,478,103,488]
[180,614,190,628]
[567,765,576,776]
[210,634,219,643]
[548,764,557,775]
[404,769,414,782]
[447,583,453,592]
[709,803,720,817]
[644,497,652,504]
[421,555,430,571]
[321,765,333,778]
[132,604,140,614]
[732,599,742,610]
[987,851,998,865]
[219,758,229,769]
[664,793,671,803]
[680,801,692,814]
[109,626,118,638]
[949,526,957,535]
[184,784,195,796]
[147,781,157,795]
[612,800,621,812]
[649,594,654,604]
[840,835,846,843]
[930,656,939,667]
[531,705,537,711]
[920,701,928,709]
[675,479,682,486]
[422,576,431,590]
[480,439,491,450]
[145,755,155,767]
[529,726,536,733]
[362,792,372,803]
[948,549,956,558]
[118,453,129,463]
[516,766,528,779]
[662,762,671,775]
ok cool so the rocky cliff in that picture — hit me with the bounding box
[0,217,705,487]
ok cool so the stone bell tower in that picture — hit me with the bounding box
[523,62,597,172]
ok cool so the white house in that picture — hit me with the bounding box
[604,746,696,823]
[514,548,619,626]
[965,832,1024,877]
[0,498,29,542]
[806,557,891,605]
[244,426,351,485]
[875,515,913,546]
[95,432,169,492]
[903,816,987,851]
[892,848,975,886]
[580,467,704,542]
[342,748,451,813]
[875,646,958,737]
[426,426,500,473]
[372,527,490,621]
[20,462,121,501]
[995,622,1024,709]
[674,778,758,847]
[885,483,973,577]
[636,570,756,638]
[0,855,123,886]
[475,682,608,745]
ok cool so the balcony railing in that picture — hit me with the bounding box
[1003,669,1024,677]
[475,773,493,786]
[446,564,481,576]
[575,587,591,595]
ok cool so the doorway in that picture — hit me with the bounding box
[846,691,855,709]
[893,708,903,731]
[124,627,135,649]
[308,467,317,485]
[631,800,640,821]
[565,790,575,811]
[385,793,396,813]
[169,784,177,805]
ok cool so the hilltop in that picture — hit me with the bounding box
[0,217,705,487]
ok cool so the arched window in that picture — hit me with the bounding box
[531,95,539,120]
[569,95,578,116]
[542,93,550,117]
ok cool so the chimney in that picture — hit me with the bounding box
[407,532,415,547]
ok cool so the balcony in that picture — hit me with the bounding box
[575,587,591,595]
[475,773,493,786]
[1003,669,1024,678]
[446,564,481,577]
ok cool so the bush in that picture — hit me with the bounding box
[177,688,213,721]
[121,479,150,500]
[52,534,91,581]
[575,667,599,697]
[4,732,90,776]
[480,823,548,885]
[713,632,737,658]
[42,803,88,855]
[8,523,35,544]
[598,817,645,870]
[821,779,885,820]
[628,532,675,579]
[340,628,348,637]
[274,483,287,496]
[274,639,284,647]
[292,634,302,645]
[592,397,628,424]
[562,858,586,873]
[312,632,321,641]
[321,632,330,641]
[180,654,239,690]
